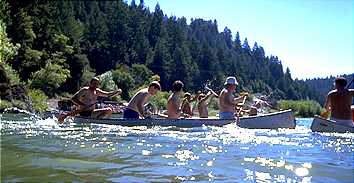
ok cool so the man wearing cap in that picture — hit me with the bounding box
[219,76,248,119]
[123,81,161,119]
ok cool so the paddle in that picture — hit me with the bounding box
[57,89,121,123]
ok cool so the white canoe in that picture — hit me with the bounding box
[73,109,295,129]
[311,116,354,133]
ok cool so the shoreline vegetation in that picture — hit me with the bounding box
[0,0,350,118]
[0,87,324,118]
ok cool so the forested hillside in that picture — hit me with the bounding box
[304,74,354,104]
[1,0,322,102]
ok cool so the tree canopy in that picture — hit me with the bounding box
[1,0,330,103]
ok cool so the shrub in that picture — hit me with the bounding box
[149,91,170,110]
[28,89,48,113]
[11,100,26,109]
[0,99,13,109]
[277,100,322,117]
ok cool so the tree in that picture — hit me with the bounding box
[148,4,164,48]
[112,67,134,100]
[30,62,70,97]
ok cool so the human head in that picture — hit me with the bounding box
[148,81,161,95]
[184,92,192,100]
[224,76,238,91]
[198,93,205,101]
[334,77,347,89]
[172,80,184,93]
[89,77,100,89]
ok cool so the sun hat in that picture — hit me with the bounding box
[224,76,238,85]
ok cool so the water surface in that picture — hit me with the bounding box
[1,114,353,182]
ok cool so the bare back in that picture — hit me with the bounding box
[219,88,235,113]
[198,94,212,118]
[327,89,354,120]
[126,88,150,114]
[167,93,181,119]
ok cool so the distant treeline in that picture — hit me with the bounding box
[1,0,329,103]
[304,74,354,104]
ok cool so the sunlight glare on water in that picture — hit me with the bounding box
[1,115,353,182]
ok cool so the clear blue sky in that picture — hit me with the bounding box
[129,0,353,79]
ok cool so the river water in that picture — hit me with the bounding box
[1,114,353,182]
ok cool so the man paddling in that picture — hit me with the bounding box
[58,77,122,123]
[322,77,354,127]
[123,81,161,119]
[181,92,193,118]
[219,76,248,119]
[167,80,184,119]
[197,88,218,118]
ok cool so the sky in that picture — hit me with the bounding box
[129,0,353,79]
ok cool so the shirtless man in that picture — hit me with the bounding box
[247,96,273,116]
[123,81,161,119]
[167,80,184,119]
[181,92,193,117]
[198,88,218,118]
[219,76,248,119]
[58,77,122,123]
[323,77,354,127]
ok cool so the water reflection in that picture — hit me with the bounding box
[1,116,353,182]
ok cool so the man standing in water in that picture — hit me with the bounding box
[123,81,161,119]
[58,77,122,123]
[167,80,184,119]
[218,76,248,119]
[323,77,354,126]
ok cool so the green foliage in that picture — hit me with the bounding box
[150,75,161,82]
[131,64,153,86]
[149,91,170,110]
[98,71,117,91]
[28,89,48,113]
[0,99,13,109]
[112,68,134,100]
[11,100,26,110]
[80,69,96,86]
[2,0,324,103]
[30,62,70,96]
[0,99,26,110]
[0,20,20,64]
[3,62,20,85]
[277,100,322,117]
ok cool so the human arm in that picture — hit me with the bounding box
[320,93,331,118]
[96,88,122,97]
[207,87,219,98]
[233,93,248,105]
[136,93,150,118]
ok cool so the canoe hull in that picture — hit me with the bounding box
[74,110,295,129]
[311,116,354,133]
[238,109,295,129]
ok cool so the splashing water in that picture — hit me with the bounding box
[1,115,353,182]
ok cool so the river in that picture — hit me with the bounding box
[1,114,353,182]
